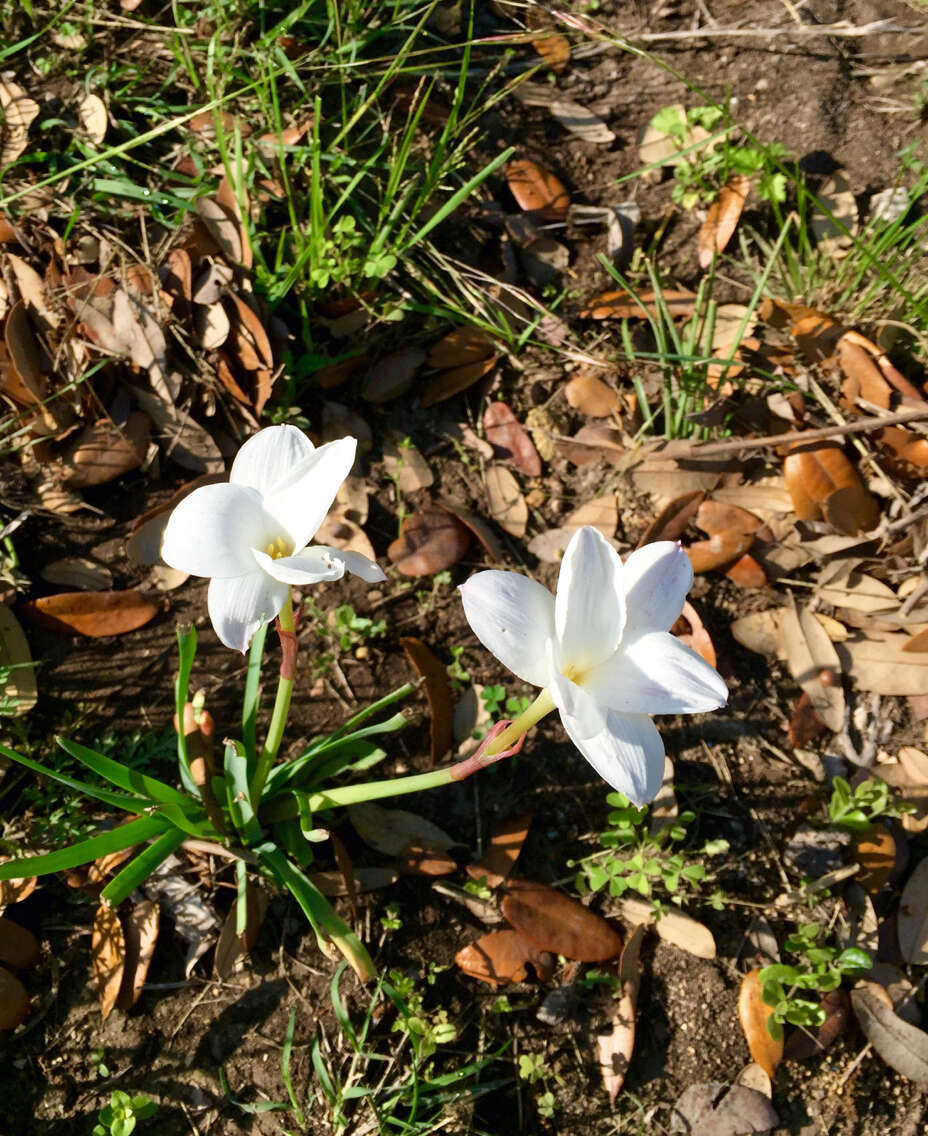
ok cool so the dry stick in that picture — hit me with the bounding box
[675,405,928,458]
[624,19,926,41]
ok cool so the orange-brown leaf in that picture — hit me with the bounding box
[782,444,879,534]
[581,288,696,321]
[686,531,754,573]
[483,401,542,476]
[420,354,498,407]
[0,967,29,1031]
[695,499,766,538]
[530,34,571,72]
[388,511,470,577]
[673,600,717,668]
[455,929,549,986]
[725,553,767,589]
[426,327,496,370]
[0,917,39,970]
[92,903,125,1021]
[467,811,534,888]
[21,590,159,637]
[400,637,454,765]
[698,174,750,268]
[506,159,570,221]
[738,968,783,1078]
[116,899,160,1010]
[564,371,620,418]
[838,337,892,410]
[853,823,896,895]
[501,879,623,962]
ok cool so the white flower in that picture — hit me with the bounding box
[161,424,385,652]
[459,526,728,805]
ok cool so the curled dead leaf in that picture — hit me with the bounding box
[400,637,454,764]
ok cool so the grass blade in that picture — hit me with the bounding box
[0,740,149,813]
[100,825,188,906]
[57,738,191,806]
[0,815,169,879]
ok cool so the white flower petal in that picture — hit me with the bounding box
[562,704,666,806]
[263,436,357,551]
[161,483,267,578]
[207,569,288,652]
[314,545,387,583]
[584,631,728,715]
[254,547,346,586]
[229,424,315,496]
[622,541,692,639]
[459,571,555,688]
[555,527,625,672]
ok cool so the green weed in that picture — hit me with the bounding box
[573,791,728,909]
[758,923,871,1041]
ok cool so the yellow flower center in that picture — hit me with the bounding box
[563,661,590,686]
[264,536,291,560]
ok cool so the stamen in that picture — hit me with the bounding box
[264,536,291,560]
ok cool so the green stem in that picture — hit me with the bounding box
[484,688,555,756]
[250,593,295,805]
[261,687,558,818]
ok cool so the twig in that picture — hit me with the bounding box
[623,19,926,41]
[675,405,928,457]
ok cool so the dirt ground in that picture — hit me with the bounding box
[3,1,928,1133]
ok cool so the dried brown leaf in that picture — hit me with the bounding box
[92,903,125,1021]
[116,899,160,1010]
[20,589,159,638]
[0,967,29,1031]
[598,924,646,1103]
[738,969,783,1078]
[637,490,705,546]
[400,636,454,764]
[0,604,36,717]
[501,879,623,962]
[506,159,569,221]
[387,511,470,576]
[783,443,879,534]
[0,917,39,970]
[851,981,928,1085]
[484,464,528,538]
[466,811,534,889]
[348,802,455,858]
[779,598,844,732]
[616,897,716,958]
[362,347,426,403]
[420,353,498,407]
[454,929,544,986]
[483,401,542,476]
[564,371,620,418]
[898,857,928,964]
[580,288,696,321]
[698,174,750,267]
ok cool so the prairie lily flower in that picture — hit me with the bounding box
[459,526,728,805]
[162,425,385,652]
